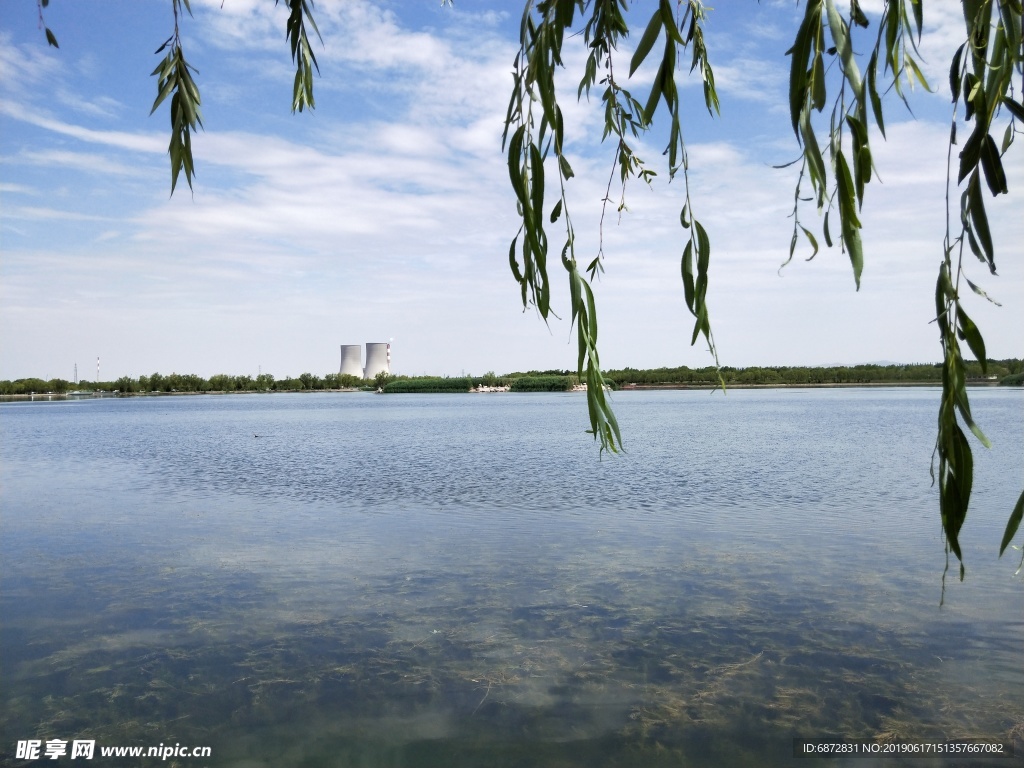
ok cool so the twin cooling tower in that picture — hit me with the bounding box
[340,343,390,379]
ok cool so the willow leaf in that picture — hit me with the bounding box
[630,10,663,77]
[1000,490,1024,556]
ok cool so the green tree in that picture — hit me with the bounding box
[178,373,205,391]
[15,378,48,394]
[33,0,1023,573]
[208,373,232,392]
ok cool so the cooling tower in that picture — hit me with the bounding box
[364,342,391,379]
[339,345,362,377]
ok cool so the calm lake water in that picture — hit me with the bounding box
[1,389,1022,767]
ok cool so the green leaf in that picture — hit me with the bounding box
[529,142,545,218]
[629,10,663,77]
[825,0,863,96]
[800,225,819,260]
[787,2,819,136]
[857,145,872,192]
[508,237,524,285]
[835,152,861,225]
[958,124,985,184]
[867,51,886,137]
[836,153,863,289]
[681,241,695,309]
[953,379,991,448]
[558,154,574,180]
[169,143,182,194]
[963,73,978,121]
[910,0,923,39]
[1002,122,1015,154]
[643,56,665,123]
[811,52,826,112]
[967,172,995,270]
[950,43,965,102]
[694,220,710,275]
[845,225,864,290]
[905,55,931,91]
[550,199,563,224]
[965,277,1001,306]
[999,490,1024,556]
[939,261,957,302]
[851,0,868,27]
[659,0,684,45]
[507,127,527,204]
[938,420,970,565]
[979,134,1008,195]
[1003,96,1024,122]
[846,115,869,206]
[799,110,827,206]
[935,268,948,333]
[955,308,987,370]
[846,114,867,150]
[150,77,176,115]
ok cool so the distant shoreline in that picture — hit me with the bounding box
[619,380,1007,390]
[4,359,1020,397]
[2,380,1015,403]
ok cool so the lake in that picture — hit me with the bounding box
[1,389,1022,767]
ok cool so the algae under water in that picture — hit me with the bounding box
[1,389,1022,767]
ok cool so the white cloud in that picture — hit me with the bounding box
[0,101,165,154]
[13,148,149,178]
[0,31,62,99]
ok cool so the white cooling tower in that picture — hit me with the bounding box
[364,342,390,379]
[339,345,362,377]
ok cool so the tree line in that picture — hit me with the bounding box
[604,360,1024,387]
[0,371,369,396]
[3,360,1020,397]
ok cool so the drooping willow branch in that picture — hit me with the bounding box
[503,0,722,453]
[786,0,1022,575]
[149,0,322,194]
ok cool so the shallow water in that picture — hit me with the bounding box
[1,389,1022,766]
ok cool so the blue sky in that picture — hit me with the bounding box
[1,1,1021,381]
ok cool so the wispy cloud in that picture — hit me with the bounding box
[14,148,149,178]
[0,101,165,154]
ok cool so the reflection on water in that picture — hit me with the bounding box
[1,389,1022,767]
